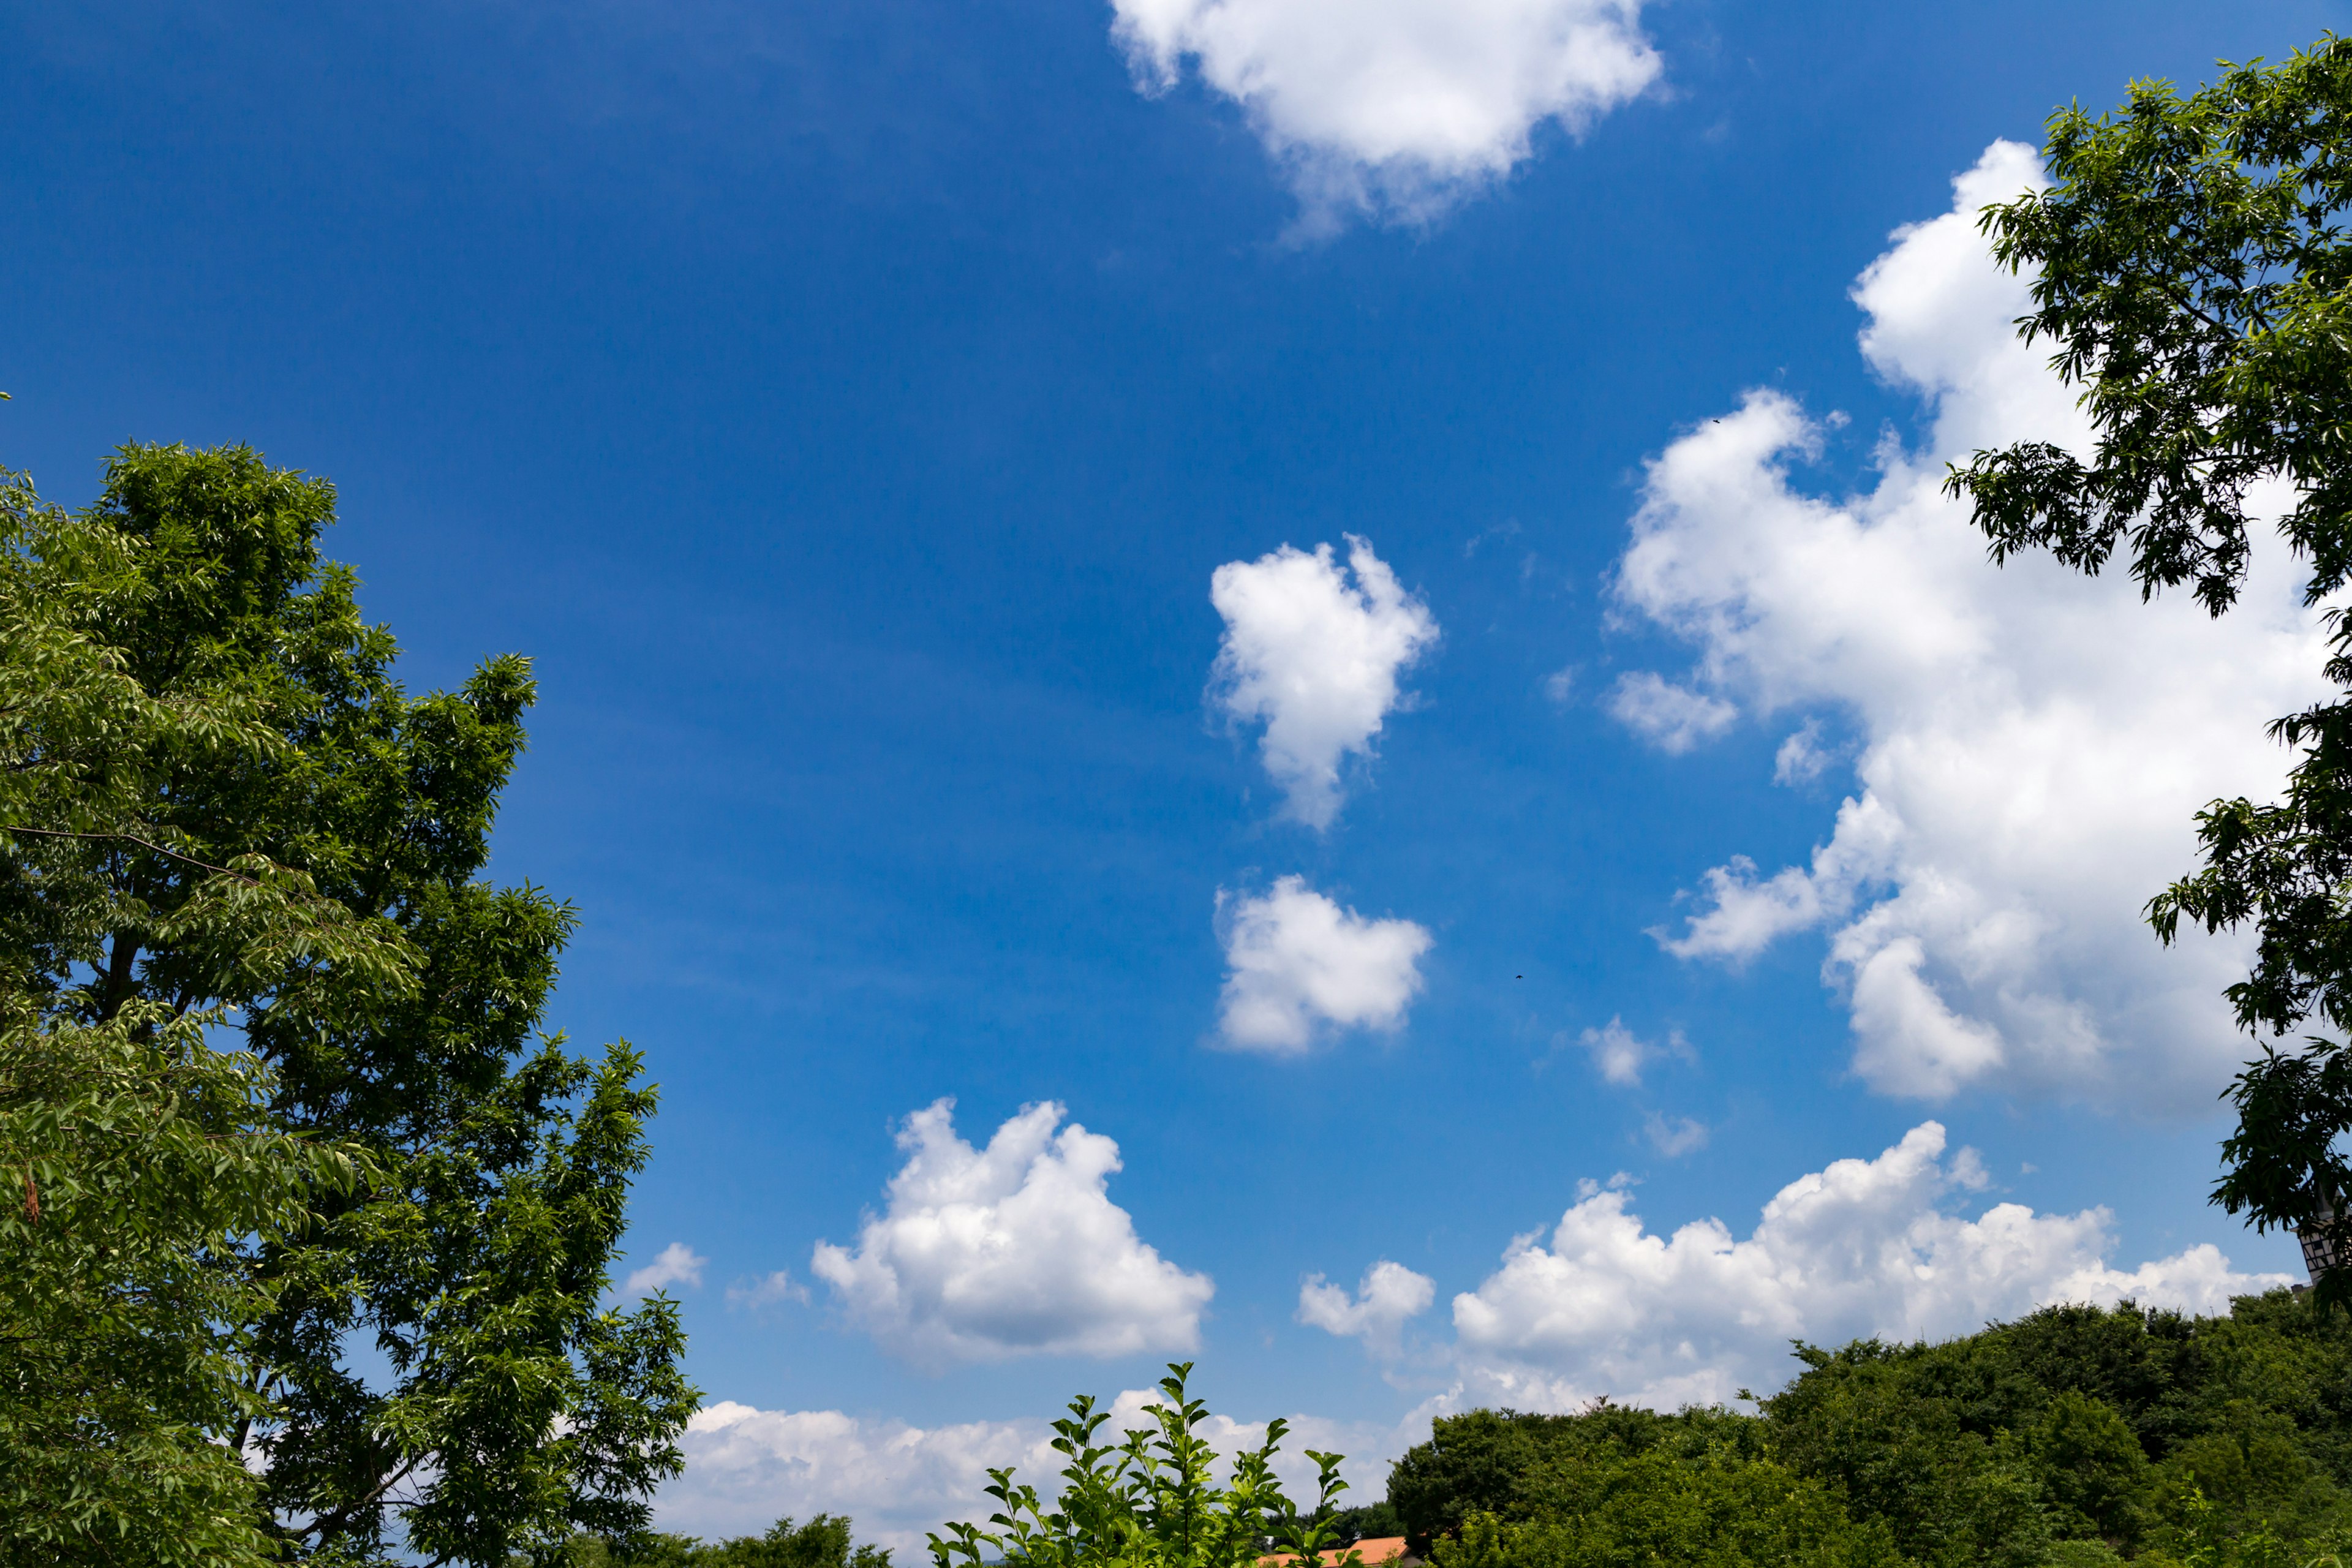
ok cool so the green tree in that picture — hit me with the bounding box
[1425,1450,1896,1568]
[2026,1391,2152,1544]
[0,461,401,1566]
[0,445,696,1563]
[930,1364,1355,1568]
[573,1513,895,1568]
[1385,1404,1765,1555]
[1943,33,2352,1302]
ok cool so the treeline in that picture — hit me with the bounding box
[1385,1292,2352,1568]
[570,1513,894,1568]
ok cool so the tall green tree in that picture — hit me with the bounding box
[0,445,696,1563]
[1945,33,2352,1303]
[0,463,392,1566]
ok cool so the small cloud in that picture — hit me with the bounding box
[727,1271,810,1311]
[624,1241,707,1298]
[1607,671,1737,753]
[1643,1113,1709,1157]
[1577,1017,1692,1088]
[1109,0,1662,233]
[1209,536,1439,830]
[1217,876,1433,1052]
[1543,666,1577,704]
[1297,1260,1436,1359]
[1773,720,1832,785]
[1465,520,1524,558]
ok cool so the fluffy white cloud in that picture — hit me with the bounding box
[810,1100,1213,1366]
[1298,1121,2291,1411]
[664,1394,1422,1555]
[1218,875,1433,1051]
[1575,1016,1687,1087]
[624,1242,707,1297]
[1210,537,1438,829]
[1298,1260,1437,1357]
[1613,141,2331,1108]
[1607,671,1738,754]
[1110,0,1660,228]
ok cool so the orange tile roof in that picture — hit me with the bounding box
[1259,1537,1408,1568]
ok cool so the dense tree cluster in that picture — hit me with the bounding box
[0,443,696,1566]
[1389,1293,2352,1568]
[575,1513,895,1568]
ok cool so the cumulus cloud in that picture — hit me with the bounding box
[1109,0,1660,228]
[665,1392,1422,1554]
[1606,671,1738,753]
[1295,1121,2292,1411]
[810,1100,1213,1366]
[1614,141,2331,1108]
[1575,1016,1687,1087]
[1298,1260,1436,1357]
[624,1242,707,1297]
[1210,537,1438,829]
[1217,875,1433,1051]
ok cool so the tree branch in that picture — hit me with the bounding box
[0,824,257,884]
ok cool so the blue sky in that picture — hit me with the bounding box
[7,0,2348,1546]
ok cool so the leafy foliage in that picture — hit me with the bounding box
[931,1364,1360,1568]
[0,445,696,1564]
[570,1513,895,1568]
[1388,1295,2352,1568]
[1941,33,2352,1300]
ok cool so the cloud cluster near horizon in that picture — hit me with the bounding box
[1607,141,2331,1109]
[663,1389,1414,1555]
[1110,0,1660,228]
[690,1118,2288,1550]
[1302,1120,2293,1409]
[810,1099,1213,1366]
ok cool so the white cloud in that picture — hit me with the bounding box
[1298,1260,1436,1357]
[1210,536,1438,829]
[1614,141,2331,1109]
[1773,720,1831,786]
[1425,1121,2293,1411]
[624,1242,707,1297]
[1217,875,1433,1051]
[1110,0,1660,229]
[1643,1112,1708,1156]
[810,1099,1214,1366]
[1575,1016,1687,1087]
[1606,671,1738,753]
[725,1271,809,1311]
[663,1395,1422,1555]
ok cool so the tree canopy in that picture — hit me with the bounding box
[1389,1294,2352,1568]
[0,444,696,1565]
